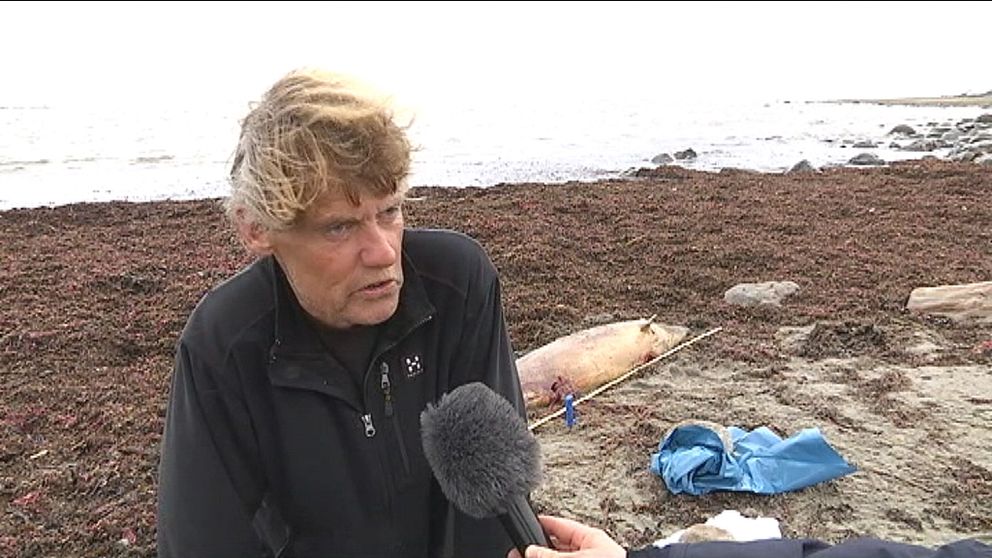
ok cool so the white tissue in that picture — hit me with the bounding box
[652,509,782,547]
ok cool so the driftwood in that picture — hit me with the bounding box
[906,281,992,323]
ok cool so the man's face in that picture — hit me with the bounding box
[264,189,406,329]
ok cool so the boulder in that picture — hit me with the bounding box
[848,153,885,166]
[888,124,916,136]
[941,130,964,142]
[786,160,817,174]
[724,281,800,307]
[901,139,940,152]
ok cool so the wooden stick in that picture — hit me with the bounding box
[528,327,723,431]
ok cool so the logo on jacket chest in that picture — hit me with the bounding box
[402,354,424,379]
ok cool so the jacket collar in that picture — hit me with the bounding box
[263,253,435,410]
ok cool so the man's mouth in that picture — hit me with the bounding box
[357,279,398,297]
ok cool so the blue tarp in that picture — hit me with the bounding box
[649,423,856,496]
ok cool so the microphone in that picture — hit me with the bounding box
[420,382,551,555]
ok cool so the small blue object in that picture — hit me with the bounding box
[649,423,856,495]
[564,394,576,429]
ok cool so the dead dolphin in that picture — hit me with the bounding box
[516,316,689,410]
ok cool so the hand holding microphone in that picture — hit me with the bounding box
[420,382,552,556]
[508,515,628,558]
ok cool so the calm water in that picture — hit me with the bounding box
[0,94,987,211]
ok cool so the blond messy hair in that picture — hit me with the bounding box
[226,69,412,230]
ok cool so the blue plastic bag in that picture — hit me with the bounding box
[649,422,856,495]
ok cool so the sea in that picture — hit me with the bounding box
[2,93,988,212]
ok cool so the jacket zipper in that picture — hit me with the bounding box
[360,313,433,439]
[357,314,433,508]
[380,362,411,477]
[360,413,376,437]
[359,356,392,513]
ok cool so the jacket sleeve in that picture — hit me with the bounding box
[451,257,525,415]
[626,538,992,558]
[157,342,279,558]
[444,250,526,558]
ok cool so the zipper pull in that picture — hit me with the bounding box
[360,413,376,438]
[380,362,393,417]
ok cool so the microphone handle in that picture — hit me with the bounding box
[498,495,552,555]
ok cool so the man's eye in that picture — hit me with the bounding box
[323,223,353,238]
[379,205,403,221]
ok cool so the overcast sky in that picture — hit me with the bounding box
[1,1,988,109]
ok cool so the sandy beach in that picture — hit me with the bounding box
[1,160,990,556]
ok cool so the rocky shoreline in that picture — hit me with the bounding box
[835,111,992,169]
[650,111,992,174]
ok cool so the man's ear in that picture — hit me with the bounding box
[234,208,275,255]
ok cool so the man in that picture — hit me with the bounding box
[510,515,991,558]
[157,69,525,557]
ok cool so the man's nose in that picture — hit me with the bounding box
[359,223,398,267]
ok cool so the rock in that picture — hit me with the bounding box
[888,124,916,136]
[976,154,992,166]
[948,148,980,162]
[651,153,674,165]
[853,140,877,148]
[582,312,616,326]
[906,281,992,323]
[976,113,992,124]
[719,167,754,175]
[674,148,697,160]
[848,153,885,166]
[724,281,800,307]
[901,139,940,152]
[970,140,992,153]
[786,160,817,174]
[942,130,964,142]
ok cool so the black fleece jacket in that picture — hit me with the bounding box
[157,229,525,558]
